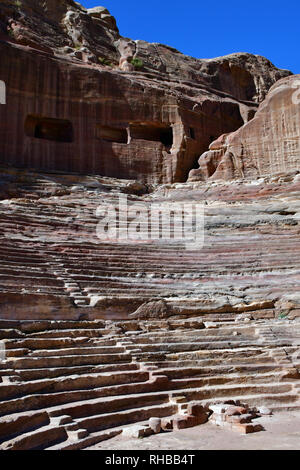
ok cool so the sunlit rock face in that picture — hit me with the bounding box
[189,75,300,182]
[0,0,291,183]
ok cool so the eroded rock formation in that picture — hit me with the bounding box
[0,0,300,452]
[189,75,300,182]
[0,0,292,183]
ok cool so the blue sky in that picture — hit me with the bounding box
[81,0,300,74]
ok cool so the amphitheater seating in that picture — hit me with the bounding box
[0,318,299,450]
[0,171,300,449]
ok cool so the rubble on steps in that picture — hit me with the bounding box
[208,401,265,434]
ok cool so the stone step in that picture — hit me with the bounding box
[0,378,169,417]
[166,348,273,362]
[269,401,300,412]
[27,329,110,338]
[47,390,171,422]
[10,363,140,382]
[187,352,296,368]
[76,403,177,433]
[4,337,117,350]
[46,427,123,451]
[0,330,24,340]
[126,335,258,345]
[199,392,300,408]
[126,341,262,353]
[152,365,293,380]
[133,352,167,361]
[169,370,296,390]
[0,286,64,295]
[144,360,276,371]
[4,349,29,358]
[0,320,107,333]
[29,346,126,357]
[0,410,50,442]
[0,275,64,287]
[0,371,149,401]
[73,301,89,306]
[0,424,68,450]
[175,382,295,403]
[126,327,256,338]
[0,352,133,370]
[133,348,272,363]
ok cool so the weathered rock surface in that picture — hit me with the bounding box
[0,166,299,320]
[189,75,300,182]
[0,0,291,183]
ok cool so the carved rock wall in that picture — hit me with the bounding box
[0,1,292,183]
[189,76,300,182]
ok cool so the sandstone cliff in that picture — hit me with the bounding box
[189,75,300,182]
[0,0,292,183]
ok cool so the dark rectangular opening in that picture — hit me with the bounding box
[96,125,128,143]
[189,127,196,140]
[130,123,173,148]
[25,115,73,143]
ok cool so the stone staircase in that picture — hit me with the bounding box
[0,172,300,321]
[0,317,299,450]
[0,170,300,449]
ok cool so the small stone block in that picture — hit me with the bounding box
[57,415,73,425]
[253,424,264,432]
[187,402,205,416]
[170,396,187,404]
[231,423,256,434]
[161,417,174,431]
[209,404,231,414]
[122,425,150,439]
[149,417,161,434]
[173,416,190,430]
[76,429,89,439]
[225,406,248,416]
[258,407,272,416]
[226,414,252,424]
[204,322,218,329]
[173,414,204,430]
[68,429,89,440]
[210,412,226,422]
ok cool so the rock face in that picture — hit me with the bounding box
[189,75,300,182]
[0,0,291,183]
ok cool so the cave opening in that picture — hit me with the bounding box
[189,127,196,140]
[130,123,173,148]
[96,125,128,144]
[25,115,73,143]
